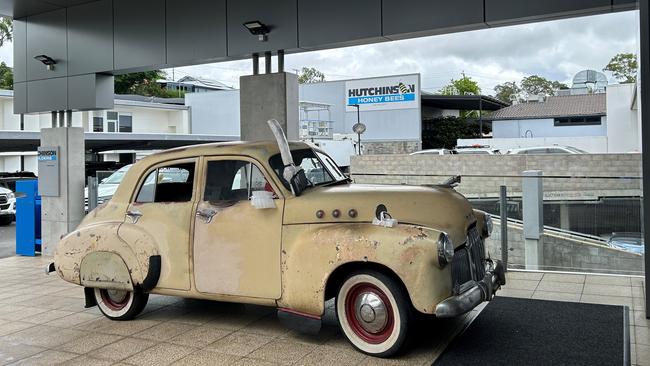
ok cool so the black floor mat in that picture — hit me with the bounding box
[434,296,629,366]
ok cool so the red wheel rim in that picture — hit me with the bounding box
[100,289,130,311]
[345,283,395,344]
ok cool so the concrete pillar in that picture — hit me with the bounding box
[522,170,543,269]
[559,203,570,230]
[40,127,85,256]
[239,72,299,141]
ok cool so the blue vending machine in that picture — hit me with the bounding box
[15,180,41,256]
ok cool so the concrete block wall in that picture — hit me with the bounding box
[362,141,421,155]
[350,153,642,198]
[487,220,644,275]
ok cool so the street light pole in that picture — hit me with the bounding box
[351,104,366,156]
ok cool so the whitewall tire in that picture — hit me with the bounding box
[336,271,411,357]
[94,288,148,320]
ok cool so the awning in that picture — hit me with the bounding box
[421,95,509,111]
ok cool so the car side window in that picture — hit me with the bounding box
[204,160,270,202]
[135,162,195,203]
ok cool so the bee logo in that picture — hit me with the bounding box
[398,82,410,94]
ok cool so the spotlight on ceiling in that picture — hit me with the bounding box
[243,20,270,41]
[34,54,56,70]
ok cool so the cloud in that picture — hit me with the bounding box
[171,10,639,95]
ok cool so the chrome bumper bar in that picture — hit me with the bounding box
[435,259,506,318]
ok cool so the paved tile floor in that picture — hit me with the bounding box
[0,256,646,366]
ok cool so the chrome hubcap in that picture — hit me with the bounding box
[354,292,388,333]
[106,289,128,303]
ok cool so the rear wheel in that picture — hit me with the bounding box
[94,288,148,320]
[336,270,411,357]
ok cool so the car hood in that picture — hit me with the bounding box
[0,187,10,194]
[283,183,476,246]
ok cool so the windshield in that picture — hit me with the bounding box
[102,165,132,184]
[269,149,347,190]
[565,146,588,154]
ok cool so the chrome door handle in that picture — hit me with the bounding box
[196,209,217,224]
[126,209,143,224]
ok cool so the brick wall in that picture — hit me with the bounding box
[487,220,644,275]
[362,141,421,155]
[350,153,642,198]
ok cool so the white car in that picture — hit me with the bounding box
[455,148,500,155]
[506,146,587,154]
[0,186,16,226]
[85,164,133,209]
[410,149,456,155]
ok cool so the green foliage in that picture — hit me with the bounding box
[439,73,481,96]
[0,62,13,90]
[297,67,325,84]
[422,116,490,149]
[603,53,638,83]
[114,70,183,98]
[0,17,12,48]
[520,75,568,96]
[493,81,521,103]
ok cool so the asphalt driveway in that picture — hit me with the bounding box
[0,222,15,258]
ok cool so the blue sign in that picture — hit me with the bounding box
[348,93,416,106]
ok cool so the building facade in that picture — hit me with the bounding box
[460,84,639,153]
[0,91,190,174]
[186,74,423,154]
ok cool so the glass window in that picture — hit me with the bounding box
[107,111,118,120]
[135,162,195,203]
[270,149,343,190]
[204,160,270,202]
[93,117,103,132]
[107,121,116,132]
[119,115,132,133]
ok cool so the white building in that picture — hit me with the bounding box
[459,83,639,153]
[0,91,197,174]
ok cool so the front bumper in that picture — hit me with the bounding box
[0,199,16,216]
[435,259,506,318]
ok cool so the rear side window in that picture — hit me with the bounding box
[135,162,195,203]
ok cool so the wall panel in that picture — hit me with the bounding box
[26,9,67,81]
[114,0,166,70]
[166,0,227,65]
[67,0,114,75]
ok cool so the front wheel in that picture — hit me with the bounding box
[94,288,148,320]
[336,270,411,357]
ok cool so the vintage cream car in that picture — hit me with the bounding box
[51,122,505,357]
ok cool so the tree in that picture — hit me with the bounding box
[0,62,13,90]
[493,81,521,103]
[421,116,489,149]
[438,73,481,96]
[297,67,325,84]
[0,17,12,48]
[520,75,567,97]
[114,70,181,98]
[603,53,638,83]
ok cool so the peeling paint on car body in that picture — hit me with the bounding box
[53,140,490,317]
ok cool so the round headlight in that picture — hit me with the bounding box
[437,233,454,266]
[485,215,493,236]
[7,192,15,200]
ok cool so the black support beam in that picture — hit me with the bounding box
[640,0,649,319]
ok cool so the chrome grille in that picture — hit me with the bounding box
[0,195,6,205]
[450,225,486,292]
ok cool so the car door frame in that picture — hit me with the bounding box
[190,154,286,299]
[123,156,201,291]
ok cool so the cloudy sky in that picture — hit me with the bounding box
[0,10,639,95]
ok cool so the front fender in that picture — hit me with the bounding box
[277,223,452,316]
